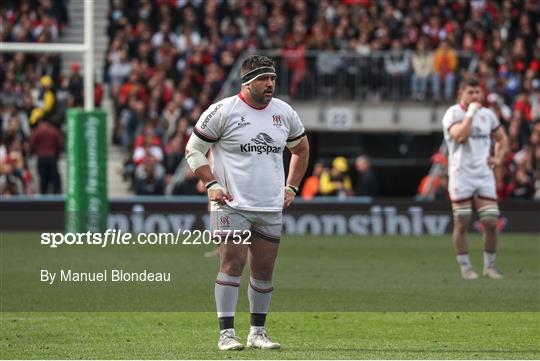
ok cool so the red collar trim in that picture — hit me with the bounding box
[459,102,467,111]
[237,92,269,110]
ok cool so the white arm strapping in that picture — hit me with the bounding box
[185,134,212,172]
[286,137,303,149]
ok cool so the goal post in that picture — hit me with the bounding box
[0,0,108,232]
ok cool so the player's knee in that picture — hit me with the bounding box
[453,223,468,237]
[250,257,276,280]
[220,256,246,276]
[479,205,500,229]
[221,264,244,276]
[482,219,497,232]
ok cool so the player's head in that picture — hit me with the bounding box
[240,55,276,105]
[458,77,482,106]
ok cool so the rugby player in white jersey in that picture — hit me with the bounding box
[442,77,508,280]
[185,55,309,350]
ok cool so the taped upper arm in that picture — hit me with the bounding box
[286,133,306,149]
[288,135,309,154]
[185,134,212,171]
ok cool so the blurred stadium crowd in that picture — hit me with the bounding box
[1,0,69,195]
[0,0,539,199]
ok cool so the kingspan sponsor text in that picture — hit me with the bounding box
[240,143,282,154]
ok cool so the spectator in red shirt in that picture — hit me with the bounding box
[29,119,63,194]
[67,63,83,107]
[133,124,162,148]
[514,92,533,124]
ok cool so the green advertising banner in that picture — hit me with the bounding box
[66,109,108,232]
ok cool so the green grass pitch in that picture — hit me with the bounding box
[1,233,539,359]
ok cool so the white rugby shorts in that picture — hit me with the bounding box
[210,202,282,243]
[448,172,497,202]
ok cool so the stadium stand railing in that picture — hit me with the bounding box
[218,50,476,102]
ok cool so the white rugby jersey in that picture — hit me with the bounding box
[442,104,500,178]
[193,93,305,211]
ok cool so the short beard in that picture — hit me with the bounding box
[251,89,272,104]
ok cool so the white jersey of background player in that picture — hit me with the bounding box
[441,77,508,280]
[443,96,500,199]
